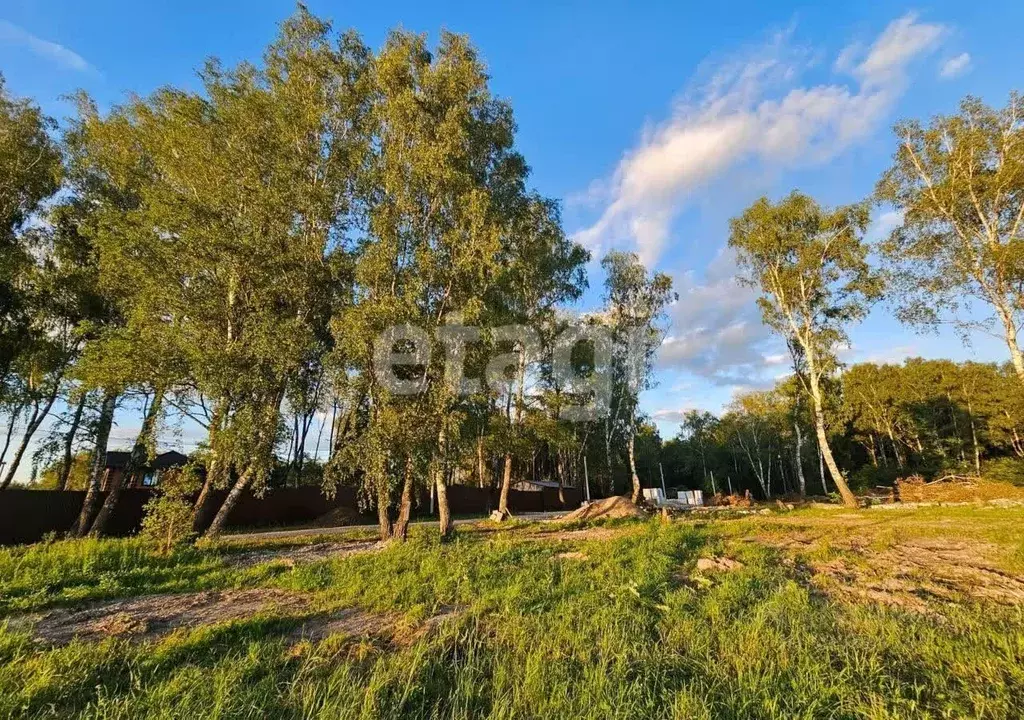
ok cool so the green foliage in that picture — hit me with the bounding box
[28,451,92,491]
[0,73,62,381]
[140,467,202,553]
[982,457,1024,487]
[849,464,903,491]
[877,93,1024,376]
[729,192,879,371]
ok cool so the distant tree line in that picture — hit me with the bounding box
[661,359,1024,500]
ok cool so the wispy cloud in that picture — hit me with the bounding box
[939,52,971,79]
[867,208,904,242]
[651,407,697,425]
[572,13,947,267]
[0,19,94,73]
[656,247,779,386]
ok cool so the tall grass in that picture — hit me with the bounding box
[0,537,278,613]
[1,516,1022,718]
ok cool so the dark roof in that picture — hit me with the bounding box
[104,450,188,470]
[103,451,131,469]
[152,450,189,469]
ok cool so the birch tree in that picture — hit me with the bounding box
[729,192,880,507]
[600,251,674,504]
[877,94,1024,380]
[0,75,61,385]
[71,9,371,537]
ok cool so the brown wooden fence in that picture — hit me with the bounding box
[0,484,582,545]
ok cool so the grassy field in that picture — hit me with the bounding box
[1,505,1023,719]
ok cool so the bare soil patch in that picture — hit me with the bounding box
[528,526,630,543]
[707,493,753,508]
[312,506,367,528]
[27,589,314,645]
[559,496,647,522]
[224,540,383,567]
[771,535,1024,611]
[24,589,465,648]
[696,556,744,573]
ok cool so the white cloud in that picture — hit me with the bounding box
[656,248,780,385]
[0,20,93,73]
[651,407,696,424]
[867,209,904,241]
[939,52,971,79]
[572,13,946,267]
[850,13,946,87]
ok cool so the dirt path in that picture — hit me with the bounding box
[755,533,1024,611]
[222,540,384,567]
[19,589,464,648]
[223,511,568,543]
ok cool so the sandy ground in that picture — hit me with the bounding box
[20,588,465,648]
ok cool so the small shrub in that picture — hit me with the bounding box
[849,465,902,491]
[982,457,1024,487]
[140,466,201,553]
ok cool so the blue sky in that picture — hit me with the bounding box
[2,0,1023,467]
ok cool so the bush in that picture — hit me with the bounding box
[849,465,902,491]
[982,457,1024,487]
[140,466,201,553]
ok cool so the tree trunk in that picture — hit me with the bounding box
[375,477,393,541]
[0,403,24,475]
[0,404,38,490]
[498,353,528,517]
[476,434,487,488]
[73,391,117,536]
[203,466,253,539]
[810,396,856,507]
[58,393,88,490]
[996,303,1024,382]
[436,473,452,539]
[818,441,828,494]
[191,400,226,532]
[434,423,452,539]
[1,379,63,490]
[966,397,982,475]
[90,387,165,537]
[393,455,414,541]
[556,451,566,507]
[627,428,641,504]
[203,387,285,539]
[498,452,513,516]
[881,423,903,467]
[793,422,806,497]
[191,475,215,532]
[604,423,614,495]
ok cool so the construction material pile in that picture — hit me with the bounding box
[560,496,648,522]
[707,493,752,508]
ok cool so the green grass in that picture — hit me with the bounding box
[1,508,1023,719]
